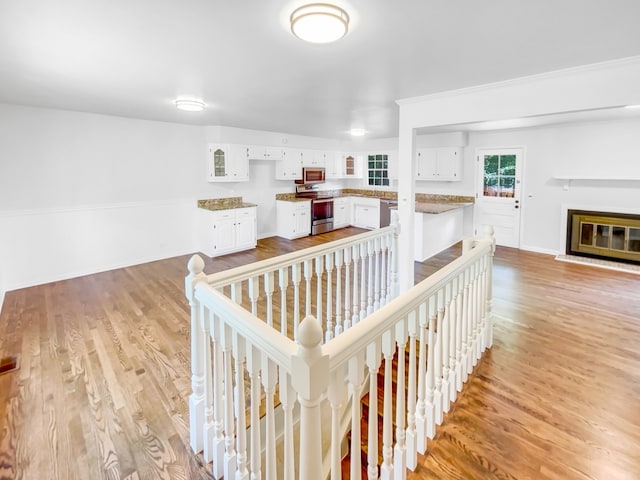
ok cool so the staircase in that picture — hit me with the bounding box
[186,225,496,480]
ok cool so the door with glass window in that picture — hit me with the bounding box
[475,148,523,248]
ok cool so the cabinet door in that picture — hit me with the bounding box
[416,148,438,180]
[333,198,350,228]
[343,154,364,178]
[208,144,231,181]
[276,148,302,180]
[295,206,310,236]
[353,202,379,230]
[213,215,236,253]
[227,144,249,180]
[325,152,342,179]
[235,211,257,250]
[436,147,461,180]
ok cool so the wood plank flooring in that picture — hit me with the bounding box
[1,228,639,479]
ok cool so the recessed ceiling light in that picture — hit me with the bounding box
[175,99,205,112]
[350,128,366,137]
[290,3,349,44]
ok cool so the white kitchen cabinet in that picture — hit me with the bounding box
[276,200,311,239]
[200,206,257,257]
[207,144,249,182]
[341,153,364,179]
[416,147,463,181]
[246,145,284,161]
[275,148,303,180]
[325,152,343,179]
[351,197,380,230]
[333,196,351,229]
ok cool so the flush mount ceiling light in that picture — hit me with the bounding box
[175,99,205,112]
[350,128,366,137]
[290,3,349,43]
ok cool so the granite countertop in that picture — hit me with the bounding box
[198,197,257,211]
[414,201,473,214]
[275,190,474,215]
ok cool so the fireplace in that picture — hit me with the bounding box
[566,209,640,265]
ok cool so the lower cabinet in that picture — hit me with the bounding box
[200,207,257,257]
[351,197,380,230]
[276,200,311,239]
[333,196,351,229]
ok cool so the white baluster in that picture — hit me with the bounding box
[344,247,352,330]
[233,334,249,480]
[264,271,275,328]
[461,266,470,384]
[202,307,215,463]
[304,259,313,318]
[315,256,324,331]
[292,262,302,339]
[373,237,381,312]
[390,211,400,299]
[455,272,464,394]
[353,244,361,325]
[394,320,408,480]
[367,240,375,316]
[334,250,344,336]
[360,243,367,320]
[484,225,496,349]
[213,314,225,478]
[415,303,427,453]
[221,324,237,479]
[405,310,418,471]
[325,252,334,342]
[366,340,381,480]
[441,285,451,413]
[380,330,395,480]
[279,267,289,337]
[231,281,243,305]
[348,351,365,480]
[248,277,259,317]
[279,367,296,480]
[379,236,387,307]
[470,261,479,371]
[434,291,444,426]
[425,298,436,440]
[262,354,278,480]
[328,369,347,480]
[247,345,262,480]
[449,277,459,403]
[186,255,206,453]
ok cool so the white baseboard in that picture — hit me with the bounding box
[518,244,559,256]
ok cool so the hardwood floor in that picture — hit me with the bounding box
[1,229,639,479]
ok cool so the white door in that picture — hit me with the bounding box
[475,148,523,248]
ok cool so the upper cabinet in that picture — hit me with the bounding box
[207,144,249,182]
[416,146,463,181]
[275,147,303,180]
[246,145,284,161]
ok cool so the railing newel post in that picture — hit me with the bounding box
[292,315,329,480]
[185,254,207,454]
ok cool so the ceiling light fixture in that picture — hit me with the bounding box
[624,104,640,109]
[350,128,366,137]
[175,99,205,112]
[290,3,349,44]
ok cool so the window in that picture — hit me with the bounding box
[482,154,516,197]
[367,154,389,187]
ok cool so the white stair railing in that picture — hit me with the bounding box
[185,224,495,480]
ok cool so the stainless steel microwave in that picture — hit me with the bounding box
[298,167,326,184]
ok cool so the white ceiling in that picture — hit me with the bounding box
[1,0,640,139]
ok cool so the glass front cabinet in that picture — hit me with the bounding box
[207,144,249,182]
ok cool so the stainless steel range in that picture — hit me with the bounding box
[296,185,334,235]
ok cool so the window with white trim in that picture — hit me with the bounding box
[367,154,389,187]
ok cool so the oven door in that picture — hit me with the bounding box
[311,198,334,234]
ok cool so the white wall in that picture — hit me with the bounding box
[0,107,355,303]
[467,117,640,254]
[0,104,208,294]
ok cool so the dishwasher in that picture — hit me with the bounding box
[379,199,398,227]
